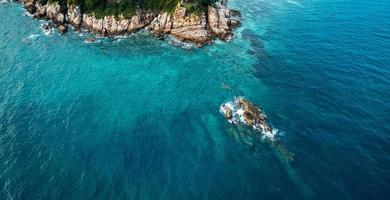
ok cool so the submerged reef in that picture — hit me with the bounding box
[22,0,241,46]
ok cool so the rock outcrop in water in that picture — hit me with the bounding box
[221,97,274,138]
[220,97,294,161]
[22,0,241,46]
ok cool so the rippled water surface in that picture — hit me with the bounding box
[1,0,390,199]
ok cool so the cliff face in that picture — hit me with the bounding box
[24,0,68,33]
[23,0,241,46]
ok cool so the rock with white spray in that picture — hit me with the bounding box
[220,97,294,161]
[220,97,275,140]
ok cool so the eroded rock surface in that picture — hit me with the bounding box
[220,97,274,139]
[22,1,241,46]
[149,1,240,45]
[220,97,295,161]
[24,0,68,33]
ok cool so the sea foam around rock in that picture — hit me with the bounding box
[220,97,277,141]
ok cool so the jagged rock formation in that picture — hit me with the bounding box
[150,6,210,44]
[220,97,295,161]
[220,97,274,139]
[149,2,241,45]
[22,0,241,46]
[24,1,68,33]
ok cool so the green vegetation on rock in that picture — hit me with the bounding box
[45,0,219,18]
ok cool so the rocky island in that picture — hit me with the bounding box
[220,97,275,140]
[22,0,241,46]
[220,97,295,161]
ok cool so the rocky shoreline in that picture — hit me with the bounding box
[22,0,241,46]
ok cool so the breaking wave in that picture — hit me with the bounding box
[166,35,197,49]
[40,23,54,35]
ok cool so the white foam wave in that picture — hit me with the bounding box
[286,0,303,7]
[113,38,123,43]
[40,24,54,36]
[261,128,277,141]
[166,36,197,49]
[24,11,33,17]
[28,34,40,40]
[219,101,236,124]
[22,34,40,43]
[113,34,133,39]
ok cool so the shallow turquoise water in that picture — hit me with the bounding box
[1,0,390,199]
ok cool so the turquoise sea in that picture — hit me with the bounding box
[1,0,390,199]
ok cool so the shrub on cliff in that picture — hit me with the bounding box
[47,0,220,17]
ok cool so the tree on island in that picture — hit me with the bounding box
[45,0,221,18]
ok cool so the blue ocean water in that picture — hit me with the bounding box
[1,0,390,199]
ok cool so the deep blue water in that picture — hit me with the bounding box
[1,0,390,199]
